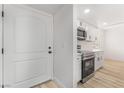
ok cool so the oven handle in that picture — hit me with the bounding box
[82,56,95,61]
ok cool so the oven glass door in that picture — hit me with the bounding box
[82,57,94,78]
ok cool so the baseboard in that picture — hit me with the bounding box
[53,77,66,88]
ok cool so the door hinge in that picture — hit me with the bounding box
[2,11,4,17]
[2,48,4,54]
[2,84,4,88]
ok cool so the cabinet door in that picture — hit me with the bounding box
[86,26,96,41]
[86,29,92,41]
[0,4,2,88]
[99,52,104,66]
[95,52,104,71]
[78,61,81,82]
[95,53,99,71]
[75,60,81,83]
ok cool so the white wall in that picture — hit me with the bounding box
[53,5,73,87]
[104,24,124,61]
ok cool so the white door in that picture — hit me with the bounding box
[4,5,53,88]
[0,4,2,88]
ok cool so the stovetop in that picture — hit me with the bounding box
[82,50,94,54]
[77,50,94,57]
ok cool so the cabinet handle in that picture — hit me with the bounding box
[97,57,100,61]
[95,37,97,40]
[89,36,91,40]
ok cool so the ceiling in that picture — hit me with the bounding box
[78,4,124,29]
[27,4,64,15]
[26,4,124,29]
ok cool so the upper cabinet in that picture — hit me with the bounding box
[77,20,104,50]
[76,4,104,50]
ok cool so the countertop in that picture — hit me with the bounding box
[92,49,104,52]
[81,49,104,52]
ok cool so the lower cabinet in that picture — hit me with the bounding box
[95,51,104,71]
[77,61,82,82]
[75,60,82,83]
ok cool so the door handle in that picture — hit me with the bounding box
[48,51,52,54]
[48,46,51,49]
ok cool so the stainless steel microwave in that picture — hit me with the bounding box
[77,27,87,40]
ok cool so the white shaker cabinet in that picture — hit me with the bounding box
[75,61,81,83]
[75,54,82,83]
[94,51,104,71]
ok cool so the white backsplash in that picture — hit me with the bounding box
[78,41,99,51]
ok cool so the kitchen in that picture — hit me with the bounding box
[0,4,124,88]
[74,5,104,87]
[74,4,124,88]
[76,20,104,84]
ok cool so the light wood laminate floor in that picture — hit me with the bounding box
[33,60,124,88]
[32,80,61,88]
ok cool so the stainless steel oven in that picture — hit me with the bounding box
[81,51,95,83]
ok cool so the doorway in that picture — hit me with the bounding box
[0,4,53,88]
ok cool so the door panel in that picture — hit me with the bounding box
[0,4,2,88]
[4,5,53,88]
[15,16,46,52]
[15,58,48,83]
